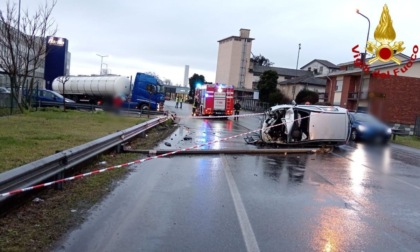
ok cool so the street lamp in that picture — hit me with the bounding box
[355,9,370,111]
[102,63,108,75]
[292,43,301,99]
[96,54,108,75]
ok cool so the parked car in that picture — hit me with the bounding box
[0,87,11,93]
[246,104,350,147]
[348,112,392,144]
[30,89,75,105]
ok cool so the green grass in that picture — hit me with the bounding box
[0,123,176,252]
[392,135,420,149]
[0,109,146,173]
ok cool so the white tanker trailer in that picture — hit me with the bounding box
[52,73,166,111]
[52,76,131,104]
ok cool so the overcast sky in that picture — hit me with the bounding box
[3,0,419,84]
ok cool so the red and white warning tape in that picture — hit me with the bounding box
[1,113,316,198]
[169,112,265,120]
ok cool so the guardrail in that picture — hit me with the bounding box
[33,101,166,116]
[0,116,168,201]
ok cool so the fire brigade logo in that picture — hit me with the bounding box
[352,4,418,78]
[366,4,404,65]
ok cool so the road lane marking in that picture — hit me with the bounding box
[221,154,260,252]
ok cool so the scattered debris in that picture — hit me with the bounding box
[32,197,44,203]
[70,209,77,213]
[164,142,172,147]
[183,136,192,140]
[98,161,107,165]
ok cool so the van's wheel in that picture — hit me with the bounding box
[350,130,357,141]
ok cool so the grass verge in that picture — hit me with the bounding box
[392,135,420,149]
[0,110,177,251]
[0,108,146,173]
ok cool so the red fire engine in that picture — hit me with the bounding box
[195,83,234,116]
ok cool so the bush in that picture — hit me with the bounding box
[295,89,319,104]
[268,90,290,106]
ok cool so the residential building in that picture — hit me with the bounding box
[277,75,327,102]
[320,54,420,133]
[300,59,339,75]
[251,64,327,101]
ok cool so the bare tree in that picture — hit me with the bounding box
[162,78,172,86]
[56,75,70,111]
[251,54,274,67]
[0,0,57,112]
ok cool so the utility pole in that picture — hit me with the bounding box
[96,54,108,75]
[293,43,301,99]
[355,9,370,111]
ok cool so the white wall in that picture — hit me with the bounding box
[301,61,333,75]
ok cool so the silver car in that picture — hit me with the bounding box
[253,104,350,147]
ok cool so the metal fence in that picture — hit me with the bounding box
[415,115,420,137]
[0,93,20,116]
[240,99,269,112]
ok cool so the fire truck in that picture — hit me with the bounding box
[195,83,234,116]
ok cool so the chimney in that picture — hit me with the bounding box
[183,65,189,87]
[240,28,250,38]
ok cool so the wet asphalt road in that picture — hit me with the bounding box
[55,101,420,252]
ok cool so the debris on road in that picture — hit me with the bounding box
[32,197,44,203]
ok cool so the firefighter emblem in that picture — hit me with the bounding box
[366,4,405,65]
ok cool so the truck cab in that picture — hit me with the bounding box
[127,73,165,111]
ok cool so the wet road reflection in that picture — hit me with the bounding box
[56,101,420,251]
[262,155,307,184]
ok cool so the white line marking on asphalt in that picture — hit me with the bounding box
[221,154,260,252]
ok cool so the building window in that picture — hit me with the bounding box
[336,80,343,92]
[308,67,311,71]
[319,66,323,73]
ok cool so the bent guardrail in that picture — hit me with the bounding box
[0,116,168,201]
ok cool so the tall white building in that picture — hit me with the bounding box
[215,29,254,90]
[183,65,189,87]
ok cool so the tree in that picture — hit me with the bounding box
[268,90,290,106]
[188,73,205,98]
[162,78,172,86]
[295,89,319,105]
[0,0,58,113]
[56,75,70,111]
[257,70,278,103]
[251,54,274,66]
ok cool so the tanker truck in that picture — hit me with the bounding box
[51,73,165,111]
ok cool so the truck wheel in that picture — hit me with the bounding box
[139,104,149,110]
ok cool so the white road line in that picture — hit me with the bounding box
[221,154,260,252]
